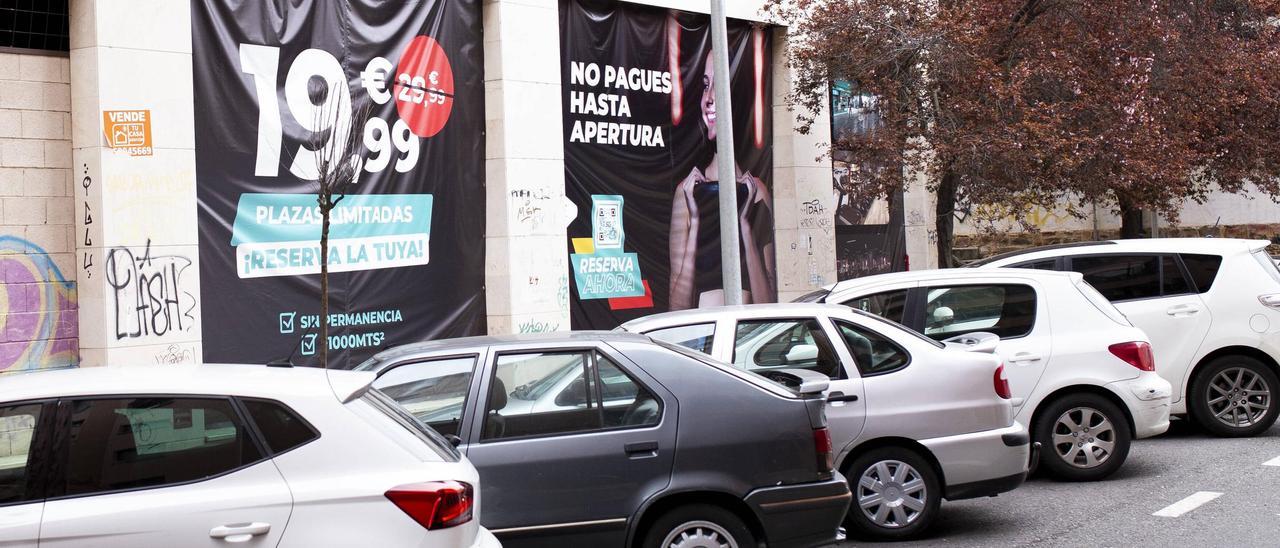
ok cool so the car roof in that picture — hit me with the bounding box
[360,331,653,367]
[826,267,1081,294]
[0,364,374,402]
[620,302,861,330]
[974,237,1268,265]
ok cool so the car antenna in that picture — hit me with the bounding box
[267,329,314,367]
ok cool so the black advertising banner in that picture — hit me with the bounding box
[192,0,486,367]
[561,0,774,329]
[830,80,905,278]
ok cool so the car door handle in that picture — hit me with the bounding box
[1166,304,1201,316]
[828,391,859,403]
[625,441,659,458]
[1011,353,1042,364]
[210,522,270,543]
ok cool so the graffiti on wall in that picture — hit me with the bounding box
[105,239,198,341]
[0,236,78,372]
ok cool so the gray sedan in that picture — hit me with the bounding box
[622,303,1033,541]
[358,331,851,548]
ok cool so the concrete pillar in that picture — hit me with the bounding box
[771,27,837,301]
[902,137,939,270]
[70,0,202,366]
[482,0,572,334]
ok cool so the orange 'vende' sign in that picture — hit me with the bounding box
[102,110,153,156]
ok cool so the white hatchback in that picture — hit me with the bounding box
[804,268,1172,481]
[975,238,1280,437]
[0,364,500,548]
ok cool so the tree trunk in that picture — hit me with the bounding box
[1118,198,1144,239]
[935,170,958,268]
[319,209,330,368]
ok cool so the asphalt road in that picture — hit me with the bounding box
[841,418,1280,547]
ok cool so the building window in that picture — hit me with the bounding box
[0,1,71,53]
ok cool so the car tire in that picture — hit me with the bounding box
[1189,355,1280,437]
[843,447,941,541]
[1033,393,1131,481]
[642,504,756,548]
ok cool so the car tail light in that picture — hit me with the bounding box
[813,427,834,479]
[1109,341,1155,371]
[385,481,474,530]
[993,365,1011,399]
[1259,294,1280,310]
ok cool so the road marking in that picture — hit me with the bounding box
[1153,492,1223,518]
[1264,455,1280,467]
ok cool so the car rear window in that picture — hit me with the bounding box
[1179,254,1223,293]
[362,389,460,462]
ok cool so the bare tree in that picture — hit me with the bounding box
[309,83,371,368]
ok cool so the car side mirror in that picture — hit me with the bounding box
[445,434,462,447]
[931,306,955,324]
[785,344,819,363]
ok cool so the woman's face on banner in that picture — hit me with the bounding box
[701,52,717,141]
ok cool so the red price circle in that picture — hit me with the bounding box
[394,35,454,138]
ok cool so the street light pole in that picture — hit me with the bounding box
[710,0,743,305]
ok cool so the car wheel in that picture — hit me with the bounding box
[1034,393,1131,481]
[1189,355,1280,437]
[843,447,941,541]
[642,504,756,548]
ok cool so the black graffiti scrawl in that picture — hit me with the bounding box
[192,0,487,367]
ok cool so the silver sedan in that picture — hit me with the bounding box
[621,303,1033,541]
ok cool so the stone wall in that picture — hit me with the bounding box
[0,51,77,372]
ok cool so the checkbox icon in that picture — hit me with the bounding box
[279,312,296,334]
[300,334,317,356]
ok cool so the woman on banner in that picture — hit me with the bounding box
[668,45,776,310]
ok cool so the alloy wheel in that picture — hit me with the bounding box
[857,460,928,528]
[1051,407,1116,468]
[1206,366,1272,428]
[660,520,738,548]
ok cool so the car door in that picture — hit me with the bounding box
[1068,253,1212,402]
[462,344,676,547]
[912,281,1050,410]
[0,401,53,548]
[39,396,293,547]
[719,316,868,449]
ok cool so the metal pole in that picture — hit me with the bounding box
[710,0,743,305]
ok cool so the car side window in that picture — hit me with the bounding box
[1011,258,1057,270]
[1161,255,1193,296]
[645,323,715,354]
[61,398,263,498]
[1179,253,1223,293]
[1071,255,1161,301]
[0,403,44,505]
[731,319,844,380]
[842,289,908,324]
[833,321,910,375]
[241,399,318,455]
[924,284,1037,340]
[372,356,477,437]
[484,352,598,441]
[596,356,661,429]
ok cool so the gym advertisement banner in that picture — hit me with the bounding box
[561,0,775,329]
[192,0,486,367]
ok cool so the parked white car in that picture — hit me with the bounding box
[0,364,499,547]
[621,303,1031,541]
[974,238,1280,437]
[802,268,1172,481]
